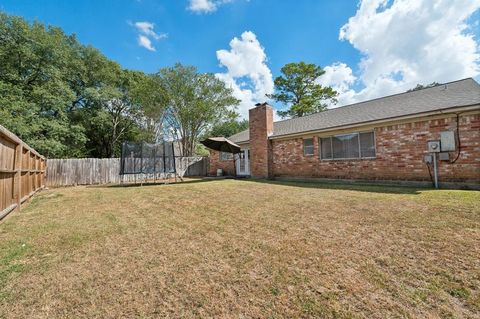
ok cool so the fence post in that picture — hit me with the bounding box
[14,144,23,211]
[120,142,125,185]
[41,157,45,188]
[153,144,157,183]
[27,149,31,197]
[140,142,144,186]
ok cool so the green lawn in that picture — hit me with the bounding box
[0,180,479,318]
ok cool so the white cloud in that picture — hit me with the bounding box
[317,62,357,106]
[321,0,480,105]
[134,22,166,40]
[216,31,274,118]
[188,0,233,13]
[138,35,156,51]
[131,21,167,51]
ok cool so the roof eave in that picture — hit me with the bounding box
[269,104,480,140]
[231,140,249,145]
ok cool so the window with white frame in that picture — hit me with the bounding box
[220,151,233,161]
[303,138,314,156]
[320,131,375,160]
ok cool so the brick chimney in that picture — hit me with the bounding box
[249,103,273,178]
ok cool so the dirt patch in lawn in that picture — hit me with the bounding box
[0,180,479,318]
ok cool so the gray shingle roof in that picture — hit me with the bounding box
[229,78,480,143]
[228,129,250,144]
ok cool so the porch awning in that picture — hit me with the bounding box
[200,137,242,154]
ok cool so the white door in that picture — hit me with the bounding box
[236,149,250,176]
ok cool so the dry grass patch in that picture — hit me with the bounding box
[0,179,479,318]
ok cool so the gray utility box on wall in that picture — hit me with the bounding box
[440,131,456,152]
[427,140,441,153]
[439,152,450,161]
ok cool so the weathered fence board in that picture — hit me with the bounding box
[46,157,208,187]
[0,125,46,220]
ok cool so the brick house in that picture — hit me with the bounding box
[208,78,480,187]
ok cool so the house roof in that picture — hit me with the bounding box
[228,129,250,144]
[229,78,480,144]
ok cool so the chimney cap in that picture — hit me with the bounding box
[255,102,270,107]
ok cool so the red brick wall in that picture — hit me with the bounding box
[208,150,235,176]
[249,104,273,178]
[271,113,480,183]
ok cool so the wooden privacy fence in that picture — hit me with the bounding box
[46,157,208,187]
[0,125,46,220]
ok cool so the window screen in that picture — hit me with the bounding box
[320,137,332,159]
[332,134,359,159]
[320,131,375,160]
[360,132,376,158]
[303,138,314,156]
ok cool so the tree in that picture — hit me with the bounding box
[130,73,169,142]
[0,13,150,158]
[196,117,248,156]
[0,13,86,157]
[407,82,441,92]
[0,13,239,158]
[79,69,148,157]
[208,118,249,138]
[152,64,240,156]
[267,62,338,119]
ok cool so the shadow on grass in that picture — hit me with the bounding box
[88,178,216,189]
[88,176,429,195]
[244,178,429,195]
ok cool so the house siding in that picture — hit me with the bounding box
[207,102,480,185]
[270,113,480,183]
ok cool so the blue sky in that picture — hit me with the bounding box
[0,1,358,73]
[2,0,480,118]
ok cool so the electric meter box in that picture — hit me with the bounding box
[427,140,441,153]
[440,131,456,152]
[439,152,450,161]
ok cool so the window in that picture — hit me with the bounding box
[220,152,233,161]
[333,134,359,159]
[303,138,314,156]
[360,132,376,158]
[320,137,332,159]
[320,131,376,160]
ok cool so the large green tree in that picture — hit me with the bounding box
[149,64,240,156]
[267,62,338,119]
[0,13,86,157]
[129,73,169,143]
[78,69,148,157]
[0,13,239,158]
[208,118,249,138]
[0,12,148,158]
